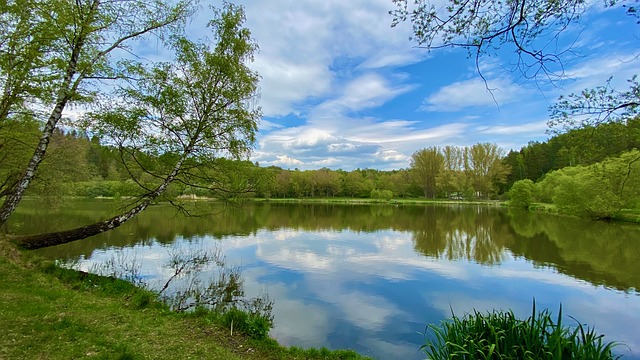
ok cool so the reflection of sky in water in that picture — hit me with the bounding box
[77,229,640,360]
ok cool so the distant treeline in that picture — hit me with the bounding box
[1,117,638,202]
[503,117,640,186]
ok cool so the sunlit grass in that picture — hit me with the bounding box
[0,239,370,360]
[422,303,621,360]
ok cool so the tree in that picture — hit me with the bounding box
[437,145,464,198]
[550,77,640,133]
[508,179,535,209]
[0,115,40,197]
[467,143,510,199]
[390,0,587,80]
[0,0,194,227]
[391,0,639,132]
[16,3,261,249]
[537,150,640,218]
[411,147,444,198]
[343,170,366,197]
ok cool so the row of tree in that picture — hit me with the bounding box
[5,120,639,206]
[1,0,638,250]
[503,118,640,188]
[2,129,513,201]
[509,150,640,219]
[411,143,509,199]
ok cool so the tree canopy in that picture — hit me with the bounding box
[391,0,639,132]
[0,0,195,226]
[15,3,262,249]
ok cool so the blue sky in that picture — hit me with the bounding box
[192,0,639,171]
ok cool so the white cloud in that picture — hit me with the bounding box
[239,0,419,118]
[475,120,549,135]
[272,154,303,168]
[374,149,407,163]
[252,59,333,117]
[310,73,417,119]
[422,77,526,112]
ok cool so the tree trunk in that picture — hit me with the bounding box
[0,10,89,227]
[16,200,151,249]
[15,156,185,250]
[0,99,69,226]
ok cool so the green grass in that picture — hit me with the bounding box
[254,197,503,206]
[614,209,640,223]
[422,303,621,360]
[0,239,369,360]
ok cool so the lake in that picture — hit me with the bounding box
[6,199,640,359]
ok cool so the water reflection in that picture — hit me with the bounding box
[6,200,640,359]
[12,201,639,293]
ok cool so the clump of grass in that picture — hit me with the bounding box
[422,302,621,359]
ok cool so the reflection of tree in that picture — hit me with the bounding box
[410,206,512,265]
[10,200,640,292]
[507,209,640,292]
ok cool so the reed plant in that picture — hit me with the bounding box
[422,303,621,359]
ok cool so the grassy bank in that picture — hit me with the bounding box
[0,239,368,360]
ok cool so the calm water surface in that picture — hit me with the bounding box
[7,200,640,359]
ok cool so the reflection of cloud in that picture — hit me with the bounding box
[74,224,640,360]
[269,249,333,271]
[329,291,400,331]
[264,284,332,348]
[244,229,471,282]
[484,265,596,291]
[359,338,422,360]
[348,255,470,281]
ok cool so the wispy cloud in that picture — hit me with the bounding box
[422,77,527,112]
[475,121,549,135]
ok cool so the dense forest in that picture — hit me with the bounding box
[2,116,638,206]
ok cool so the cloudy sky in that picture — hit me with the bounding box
[191,0,639,170]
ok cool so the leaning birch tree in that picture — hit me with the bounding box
[17,3,261,249]
[0,0,194,227]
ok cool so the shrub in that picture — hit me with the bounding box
[553,171,623,219]
[508,179,535,209]
[370,189,393,201]
[422,303,620,360]
[220,307,272,339]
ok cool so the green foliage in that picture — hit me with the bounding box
[503,118,640,190]
[411,147,444,198]
[536,150,640,219]
[409,143,510,200]
[0,116,40,196]
[508,179,536,208]
[0,0,195,227]
[370,189,393,201]
[551,77,640,132]
[220,307,272,340]
[552,170,623,219]
[422,303,620,360]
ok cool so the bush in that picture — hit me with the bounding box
[508,179,535,209]
[553,171,623,219]
[370,189,393,201]
[220,307,272,340]
[422,303,620,360]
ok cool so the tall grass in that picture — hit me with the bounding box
[422,303,621,359]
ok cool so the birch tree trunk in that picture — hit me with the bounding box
[0,0,190,227]
[16,158,184,250]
